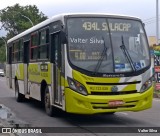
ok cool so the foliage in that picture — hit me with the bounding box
[0,4,48,39]
[0,4,48,63]
[0,39,6,63]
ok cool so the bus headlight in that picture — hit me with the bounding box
[67,77,88,96]
[140,77,153,93]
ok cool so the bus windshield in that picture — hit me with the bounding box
[67,17,150,74]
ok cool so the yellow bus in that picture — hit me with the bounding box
[6,13,154,116]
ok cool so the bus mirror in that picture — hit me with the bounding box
[143,23,145,27]
[61,32,67,44]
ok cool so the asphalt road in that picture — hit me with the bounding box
[0,76,160,136]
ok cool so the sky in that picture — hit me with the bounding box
[0,0,157,37]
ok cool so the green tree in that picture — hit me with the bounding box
[0,4,48,38]
[0,38,6,63]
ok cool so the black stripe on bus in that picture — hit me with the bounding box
[86,81,141,85]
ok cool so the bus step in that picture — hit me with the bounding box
[25,94,30,99]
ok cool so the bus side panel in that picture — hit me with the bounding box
[28,62,51,101]
[12,64,16,91]
[51,63,54,105]
[28,63,41,100]
[24,63,28,95]
[29,82,41,100]
[6,64,11,88]
[15,63,25,95]
[18,80,25,94]
[6,46,13,89]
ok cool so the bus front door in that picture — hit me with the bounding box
[7,46,12,88]
[23,41,29,95]
[51,33,63,106]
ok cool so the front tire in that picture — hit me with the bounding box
[15,80,25,102]
[44,86,57,116]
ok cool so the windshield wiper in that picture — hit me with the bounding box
[94,37,108,75]
[120,36,136,72]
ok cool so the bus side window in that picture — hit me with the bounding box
[38,28,49,59]
[14,41,20,62]
[19,39,23,62]
[12,42,18,63]
[8,46,12,64]
[30,32,38,60]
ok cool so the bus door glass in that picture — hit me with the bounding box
[23,41,30,94]
[8,46,12,88]
[51,32,62,105]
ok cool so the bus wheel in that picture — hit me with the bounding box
[15,80,24,102]
[44,86,55,116]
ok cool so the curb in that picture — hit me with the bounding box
[0,104,16,136]
[0,104,40,136]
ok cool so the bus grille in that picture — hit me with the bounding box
[90,90,137,95]
[86,81,141,85]
[93,105,135,109]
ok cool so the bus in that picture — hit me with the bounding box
[6,13,154,116]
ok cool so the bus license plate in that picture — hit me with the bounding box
[108,100,124,107]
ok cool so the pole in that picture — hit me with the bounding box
[156,0,159,45]
[20,14,34,27]
[13,11,34,27]
[0,37,7,46]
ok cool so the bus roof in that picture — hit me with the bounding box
[63,13,140,20]
[7,13,141,44]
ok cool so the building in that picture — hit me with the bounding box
[148,36,157,47]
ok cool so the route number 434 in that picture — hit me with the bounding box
[83,22,101,31]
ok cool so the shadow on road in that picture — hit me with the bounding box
[21,98,146,127]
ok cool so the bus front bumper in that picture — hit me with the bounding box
[65,86,153,114]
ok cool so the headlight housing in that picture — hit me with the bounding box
[140,77,153,93]
[67,77,88,96]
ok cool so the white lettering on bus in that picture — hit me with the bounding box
[70,38,88,43]
[90,37,104,44]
